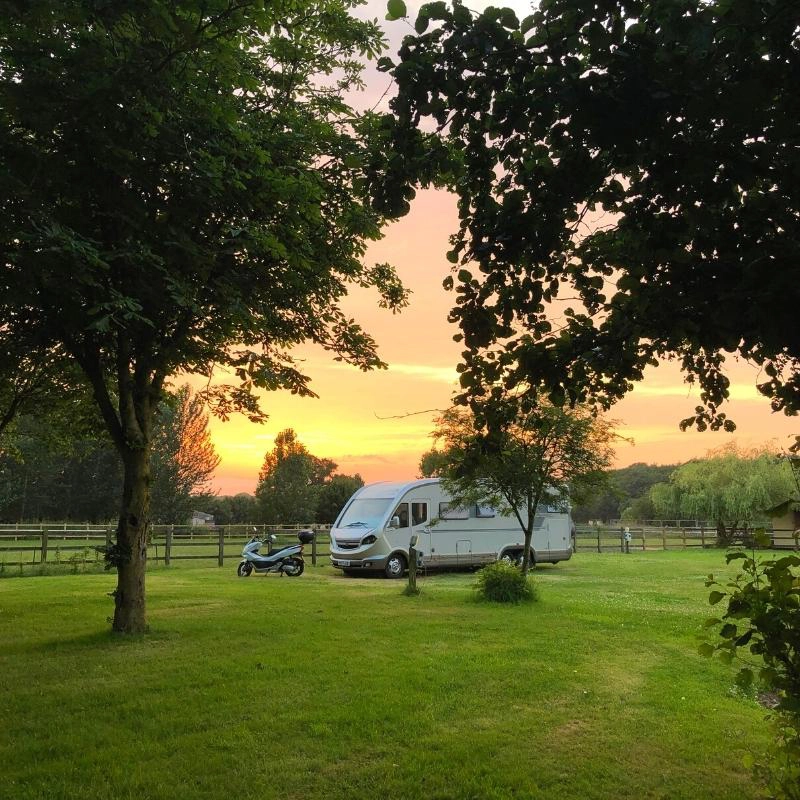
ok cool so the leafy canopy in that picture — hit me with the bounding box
[432,398,616,573]
[378,0,800,438]
[0,0,409,452]
[650,444,795,526]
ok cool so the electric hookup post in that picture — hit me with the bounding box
[407,533,420,594]
[623,527,632,554]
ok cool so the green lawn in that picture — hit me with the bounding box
[0,551,774,799]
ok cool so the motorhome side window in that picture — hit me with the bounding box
[439,502,469,520]
[476,504,496,518]
[390,502,409,528]
[411,502,428,526]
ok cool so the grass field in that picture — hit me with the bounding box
[0,551,775,799]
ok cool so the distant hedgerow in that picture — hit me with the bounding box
[475,561,539,604]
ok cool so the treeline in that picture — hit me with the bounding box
[0,386,218,524]
[0,399,363,526]
[573,445,797,543]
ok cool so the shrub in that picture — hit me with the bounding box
[703,537,800,799]
[475,561,539,604]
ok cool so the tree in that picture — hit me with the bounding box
[572,462,678,523]
[255,429,335,524]
[316,473,364,524]
[418,448,450,478]
[377,0,800,440]
[149,386,220,524]
[649,445,796,545]
[204,493,257,526]
[432,399,616,574]
[1,1,408,631]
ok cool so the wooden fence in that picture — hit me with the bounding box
[0,523,332,570]
[574,524,800,553]
[2,522,798,572]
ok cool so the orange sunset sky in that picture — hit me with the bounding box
[196,1,798,496]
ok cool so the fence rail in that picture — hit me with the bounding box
[2,522,798,572]
[0,523,333,570]
[574,524,800,552]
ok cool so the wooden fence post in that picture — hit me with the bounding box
[41,528,49,563]
[700,525,705,549]
[218,527,225,567]
[596,526,601,553]
[165,525,173,567]
[312,531,318,566]
[662,525,667,551]
[641,528,647,551]
[682,527,687,549]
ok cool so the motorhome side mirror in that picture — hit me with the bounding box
[389,515,400,529]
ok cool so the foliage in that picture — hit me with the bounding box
[650,444,795,545]
[255,429,360,524]
[0,385,218,524]
[418,448,451,478]
[378,0,800,436]
[474,560,538,604]
[203,494,258,526]
[316,473,364,524]
[0,0,408,631]
[572,463,678,523]
[704,545,800,799]
[149,386,220,524]
[0,406,123,523]
[432,398,616,574]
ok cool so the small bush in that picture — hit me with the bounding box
[475,561,538,604]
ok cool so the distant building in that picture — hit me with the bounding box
[190,511,215,527]
[766,498,799,548]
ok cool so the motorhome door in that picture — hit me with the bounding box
[410,498,432,562]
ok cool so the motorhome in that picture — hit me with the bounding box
[329,478,574,578]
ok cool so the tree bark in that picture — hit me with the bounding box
[113,444,151,633]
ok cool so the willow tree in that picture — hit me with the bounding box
[378,0,799,440]
[650,444,796,545]
[0,1,408,632]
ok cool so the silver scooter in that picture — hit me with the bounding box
[236,530,312,577]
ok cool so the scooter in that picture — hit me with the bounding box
[236,530,313,578]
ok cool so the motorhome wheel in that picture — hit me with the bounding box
[384,553,407,579]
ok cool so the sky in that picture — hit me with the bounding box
[199,1,798,496]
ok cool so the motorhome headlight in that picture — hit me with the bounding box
[361,534,377,546]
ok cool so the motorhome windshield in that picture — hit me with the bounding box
[337,498,391,529]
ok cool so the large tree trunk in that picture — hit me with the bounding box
[113,444,151,633]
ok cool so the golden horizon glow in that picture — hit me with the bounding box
[194,189,797,496]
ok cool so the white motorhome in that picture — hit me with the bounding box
[329,478,574,578]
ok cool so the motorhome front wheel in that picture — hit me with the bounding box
[384,553,407,579]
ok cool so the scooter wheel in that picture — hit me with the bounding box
[237,561,253,577]
[284,558,304,577]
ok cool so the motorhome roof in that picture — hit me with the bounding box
[356,479,441,500]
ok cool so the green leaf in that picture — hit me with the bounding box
[753,529,772,548]
[698,642,715,658]
[386,0,407,20]
[709,590,726,605]
[720,623,737,639]
[703,617,722,628]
